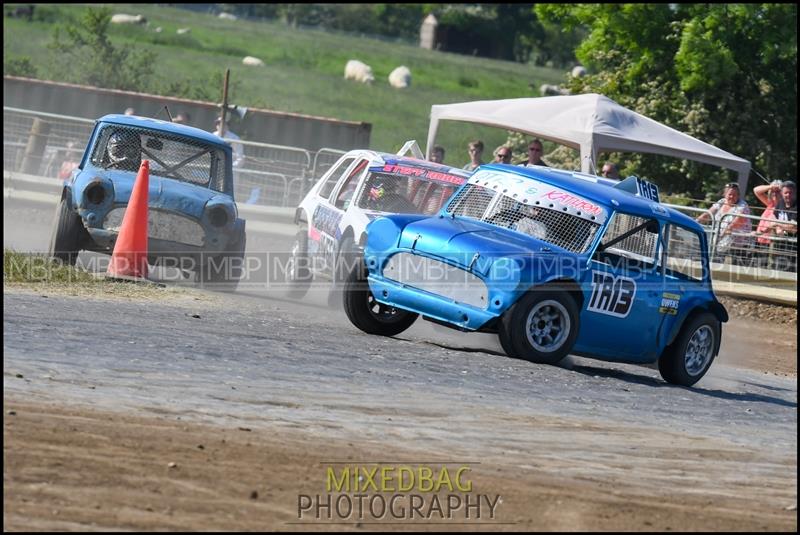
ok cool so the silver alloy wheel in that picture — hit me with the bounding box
[684,325,715,376]
[525,299,571,353]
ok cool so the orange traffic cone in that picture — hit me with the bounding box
[107,160,150,279]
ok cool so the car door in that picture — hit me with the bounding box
[309,158,369,276]
[574,212,666,361]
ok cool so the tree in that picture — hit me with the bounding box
[537,4,797,198]
[48,7,156,93]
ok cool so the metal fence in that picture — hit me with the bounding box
[663,203,797,274]
[3,106,346,208]
[4,107,796,273]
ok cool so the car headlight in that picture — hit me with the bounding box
[207,205,229,227]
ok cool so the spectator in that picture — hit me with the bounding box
[601,162,620,179]
[773,181,798,232]
[124,107,136,116]
[57,141,80,180]
[462,140,484,171]
[429,145,445,164]
[493,145,512,164]
[518,139,548,167]
[172,111,191,125]
[754,180,784,247]
[211,116,244,168]
[696,183,753,264]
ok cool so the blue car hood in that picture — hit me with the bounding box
[397,216,557,273]
[103,171,223,219]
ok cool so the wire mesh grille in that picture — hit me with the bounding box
[90,125,227,192]
[601,213,658,260]
[446,184,600,253]
[355,171,461,215]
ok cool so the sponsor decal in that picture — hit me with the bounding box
[636,177,660,202]
[543,190,603,216]
[659,292,681,315]
[312,204,343,240]
[650,203,668,216]
[587,271,636,318]
[379,164,466,186]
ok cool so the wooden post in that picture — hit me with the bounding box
[220,68,230,132]
[20,118,51,175]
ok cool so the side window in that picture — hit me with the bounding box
[664,224,705,281]
[334,159,369,210]
[318,157,355,200]
[594,213,660,271]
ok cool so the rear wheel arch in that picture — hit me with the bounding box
[666,306,723,357]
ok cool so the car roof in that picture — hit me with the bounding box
[480,163,704,233]
[97,114,231,149]
[342,149,471,177]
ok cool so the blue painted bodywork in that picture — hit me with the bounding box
[363,163,727,365]
[64,115,244,260]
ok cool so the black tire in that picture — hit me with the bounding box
[328,235,359,308]
[48,196,86,266]
[658,311,720,387]
[285,228,312,299]
[498,288,579,364]
[197,233,246,289]
[342,257,418,336]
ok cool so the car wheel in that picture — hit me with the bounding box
[285,228,312,298]
[48,196,86,266]
[328,235,359,308]
[658,311,719,387]
[499,289,579,364]
[343,257,418,336]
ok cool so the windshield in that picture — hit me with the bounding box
[355,167,464,215]
[90,125,228,192]
[446,183,601,253]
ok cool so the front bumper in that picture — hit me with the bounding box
[367,274,503,331]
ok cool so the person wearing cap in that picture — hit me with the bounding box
[211,116,244,168]
[696,182,753,264]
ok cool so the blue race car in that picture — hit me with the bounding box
[343,164,728,386]
[48,114,246,284]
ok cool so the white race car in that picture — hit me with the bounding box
[287,142,471,298]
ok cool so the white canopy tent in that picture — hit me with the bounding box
[426,93,751,189]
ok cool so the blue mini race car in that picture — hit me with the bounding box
[48,114,246,284]
[343,164,728,386]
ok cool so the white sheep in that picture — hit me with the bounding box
[242,56,265,67]
[344,59,374,85]
[539,84,570,96]
[218,13,238,20]
[571,65,587,78]
[110,14,147,25]
[177,27,191,35]
[388,66,412,89]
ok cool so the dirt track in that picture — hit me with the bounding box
[3,286,797,531]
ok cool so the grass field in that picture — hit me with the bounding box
[4,4,568,160]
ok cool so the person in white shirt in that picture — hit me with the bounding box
[212,116,245,168]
